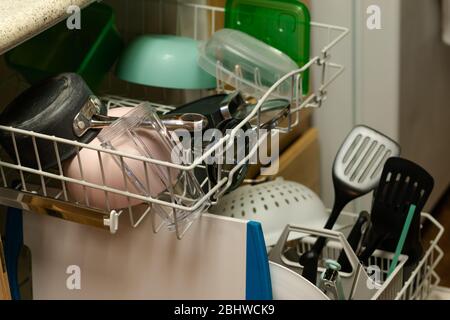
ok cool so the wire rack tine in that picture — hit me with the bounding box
[53,141,68,201]
[97,150,110,212]
[75,146,89,207]
[11,132,27,192]
[0,164,7,188]
[211,9,216,35]
[194,5,198,40]
[130,204,151,228]
[31,136,47,196]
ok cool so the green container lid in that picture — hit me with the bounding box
[225,0,311,94]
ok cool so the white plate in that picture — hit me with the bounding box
[270,261,329,300]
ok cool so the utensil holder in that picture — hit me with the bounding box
[269,212,444,300]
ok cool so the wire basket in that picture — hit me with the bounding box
[269,212,444,300]
[377,213,444,300]
[0,1,349,238]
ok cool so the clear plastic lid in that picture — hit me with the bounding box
[198,29,299,98]
[97,103,208,230]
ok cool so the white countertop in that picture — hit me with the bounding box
[0,0,94,54]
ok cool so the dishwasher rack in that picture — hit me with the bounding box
[270,212,444,300]
[373,213,444,300]
[0,1,349,238]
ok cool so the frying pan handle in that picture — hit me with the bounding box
[219,91,246,120]
[97,113,209,132]
[74,113,209,136]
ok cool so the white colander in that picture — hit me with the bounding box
[211,178,331,246]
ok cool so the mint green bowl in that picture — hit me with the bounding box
[116,35,216,90]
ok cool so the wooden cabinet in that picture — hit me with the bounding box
[267,127,320,194]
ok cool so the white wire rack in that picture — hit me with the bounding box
[270,212,444,300]
[0,1,349,238]
[393,214,444,300]
[373,213,444,300]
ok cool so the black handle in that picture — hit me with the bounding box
[299,191,350,284]
[298,237,326,284]
[337,211,370,272]
[357,227,385,262]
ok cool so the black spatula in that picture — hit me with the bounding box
[299,125,400,284]
[358,157,434,266]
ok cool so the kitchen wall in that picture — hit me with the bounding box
[399,0,450,209]
[313,0,448,211]
[310,0,402,211]
[311,0,450,212]
[309,0,355,210]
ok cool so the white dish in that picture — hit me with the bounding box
[270,261,329,300]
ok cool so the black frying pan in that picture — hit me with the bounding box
[168,93,290,193]
[168,93,253,193]
[167,93,229,127]
[0,73,209,170]
[0,73,99,170]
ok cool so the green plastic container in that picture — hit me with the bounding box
[5,3,123,91]
[116,35,216,90]
[225,0,311,94]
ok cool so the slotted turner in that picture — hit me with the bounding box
[299,125,400,284]
[358,157,434,266]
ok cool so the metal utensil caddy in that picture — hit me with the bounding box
[269,212,444,300]
[0,1,444,300]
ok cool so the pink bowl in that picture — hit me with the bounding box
[63,107,178,210]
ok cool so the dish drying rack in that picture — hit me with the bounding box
[0,1,349,239]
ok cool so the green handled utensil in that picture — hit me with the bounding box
[387,204,417,278]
